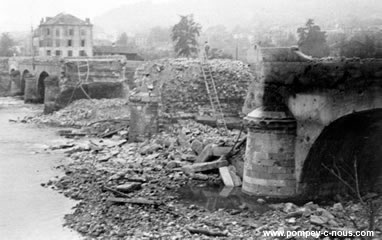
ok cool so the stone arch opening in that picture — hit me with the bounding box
[37,71,49,103]
[20,70,30,96]
[300,109,382,198]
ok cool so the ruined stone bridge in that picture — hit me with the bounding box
[7,56,142,112]
[243,48,382,197]
[2,49,381,198]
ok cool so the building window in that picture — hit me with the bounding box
[81,40,85,47]
[67,39,72,47]
[79,50,86,56]
[46,39,52,47]
[80,29,86,36]
[39,40,44,47]
[55,50,61,56]
[46,28,50,35]
[68,50,73,56]
[46,50,51,56]
[56,29,60,36]
[69,29,74,36]
[55,40,60,47]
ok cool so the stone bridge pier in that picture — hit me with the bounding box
[243,47,382,197]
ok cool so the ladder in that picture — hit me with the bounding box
[200,61,228,131]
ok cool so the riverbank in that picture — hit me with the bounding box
[20,97,382,239]
[0,97,81,240]
[42,123,381,239]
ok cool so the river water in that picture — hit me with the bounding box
[0,97,81,240]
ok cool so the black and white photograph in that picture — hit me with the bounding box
[0,0,381,239]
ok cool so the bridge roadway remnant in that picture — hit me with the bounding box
[243,47,382,197]
[7,56,143,113]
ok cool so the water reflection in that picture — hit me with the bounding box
[178,184,270,214]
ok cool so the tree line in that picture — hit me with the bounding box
[1,16,380,59]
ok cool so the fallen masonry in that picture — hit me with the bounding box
[182,159,229,173]
[35,107,381,239]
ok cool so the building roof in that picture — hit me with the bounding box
[93,46,144,60]
[93,46,136,54]
[41,13,90,26]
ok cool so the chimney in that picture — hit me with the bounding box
[85,18,90,24]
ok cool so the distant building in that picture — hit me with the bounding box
[93,46,144,61]
[35,13,93,57]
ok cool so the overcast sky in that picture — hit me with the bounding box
[0,0,171,32]
[1,0,381,33]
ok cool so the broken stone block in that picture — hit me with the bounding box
[177,131,191,148]
[219,166,242,187]
[195,143,214,163]
[166,160,182,169]
[182,159,229,173]
[257,198,266,204]
[192,173,209,181]
[310,215,328,226]
[286,217,296,224]
[212,146,232,156]
[181,154,197,162]
[191,139,204,155]
[283,202,298,213]
[139,143,162,155]
[317,208,335,220]
[328,219,339,227]
[332,202,344,211]
[115,182,142,193]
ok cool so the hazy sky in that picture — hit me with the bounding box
[1,0,381,33]
[0,0,171,32]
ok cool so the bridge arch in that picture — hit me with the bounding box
[300,109,382,197]
[37,71,49,103]
[20,69,30,96]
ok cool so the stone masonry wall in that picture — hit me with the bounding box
[0,58,11,96]
[134,58,253,119]
[44,56,130,113]
[244,47,382,195]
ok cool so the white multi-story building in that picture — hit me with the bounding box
[35,13,93,57]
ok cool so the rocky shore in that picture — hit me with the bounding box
[24,99,381,239]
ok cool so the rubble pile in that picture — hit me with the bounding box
[134,58,253,117]
[25,98,130,127]
[42,116,382,239]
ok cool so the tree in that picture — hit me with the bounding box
[339,33,376,58]
[171,14,201,57]
[297,19,329,57]
[116,32,128,47]
[0,33,16,57]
